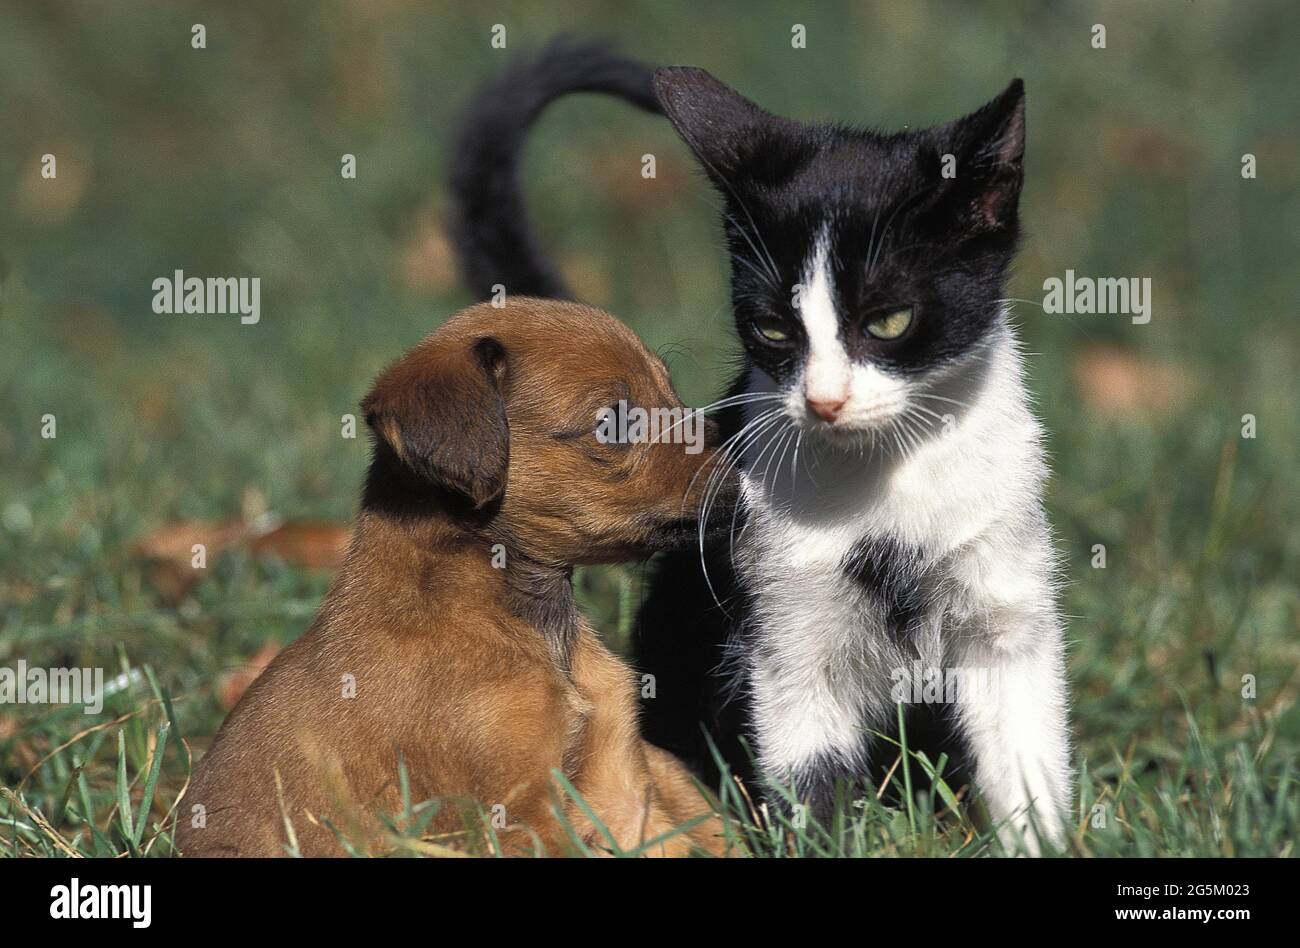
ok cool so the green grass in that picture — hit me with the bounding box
[2,0,1298,857]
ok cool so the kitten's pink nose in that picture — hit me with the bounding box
[806,394,847,422]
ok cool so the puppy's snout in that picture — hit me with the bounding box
[635,415,739,554]
[681,431,740,509]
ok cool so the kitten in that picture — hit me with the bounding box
[450,40,1071,854]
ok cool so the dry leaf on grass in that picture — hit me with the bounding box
[397,208,457,294]
[129,517,352,601]
[1098,120,1195,180]
[589,144,692,211]
[17,146,90,223]
[128,518,249,563]
[1073,343,1196,419]
[128,519,250,603]
[251,521,351,570]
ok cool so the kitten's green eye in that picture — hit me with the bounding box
[865,307,914,341]
[752,314,791,344]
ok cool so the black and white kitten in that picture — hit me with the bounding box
[450,41,1070,853]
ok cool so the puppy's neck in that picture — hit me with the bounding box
[502,552,579,675]
[356,453,580,672]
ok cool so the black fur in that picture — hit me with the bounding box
[634,520,754,786]
[786,749,866,827]
[505,555,579,675]
[841,535,929,642]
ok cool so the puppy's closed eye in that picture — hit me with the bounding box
[554,386,633,443]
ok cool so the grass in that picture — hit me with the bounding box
[1,0,1298,857]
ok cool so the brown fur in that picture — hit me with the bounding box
[178,299,734,857]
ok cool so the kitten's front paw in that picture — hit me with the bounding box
[995,805,1066,857]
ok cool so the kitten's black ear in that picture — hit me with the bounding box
[653,67,784,180]
[932,78,1025,232]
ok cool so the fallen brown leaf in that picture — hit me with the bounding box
[251,520,352,570]
[17,145,91,224]
[1073,343,1196,419]
[129,516,352,602]
[589,143,692,211]
[397,207,457,294]
[129,519,250,603]
[1099,120,1195,180]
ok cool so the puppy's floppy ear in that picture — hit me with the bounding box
[362,336,509,508]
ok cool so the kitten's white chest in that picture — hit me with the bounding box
[732,334,1050,776]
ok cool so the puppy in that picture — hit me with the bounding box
[178,298,734,857]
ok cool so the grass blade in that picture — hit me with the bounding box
[132,721,170,849]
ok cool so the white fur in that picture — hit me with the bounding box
[735,241,1071,854]
[791,238,913,428]
[799,229,852,407]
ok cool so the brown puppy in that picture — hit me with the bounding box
[178,298,734,857]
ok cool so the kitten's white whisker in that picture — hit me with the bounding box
[897,413,926,458]
[908,404,946,423]
[730,250,780,290]
[698,411,788,606]
[752,421,794,498]
[687,406,783,513]
[912,392,974,411]
[735,424,796,553]
[648,392,783,445]
[864,204,884,283]
[690,406,786,581]
[698,392,786,412]
[789,428,804,492]
[696,151,782,284]
[730,421,783,552]
[770,425,797,496]
[687,186,780,285]
[721,210,781,287]
[867,179,952,278]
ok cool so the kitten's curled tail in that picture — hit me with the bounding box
[448,37,660,301]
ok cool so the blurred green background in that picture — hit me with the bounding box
[1,0,1297,855]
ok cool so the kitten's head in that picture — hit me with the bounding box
[654,68,1025,443]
